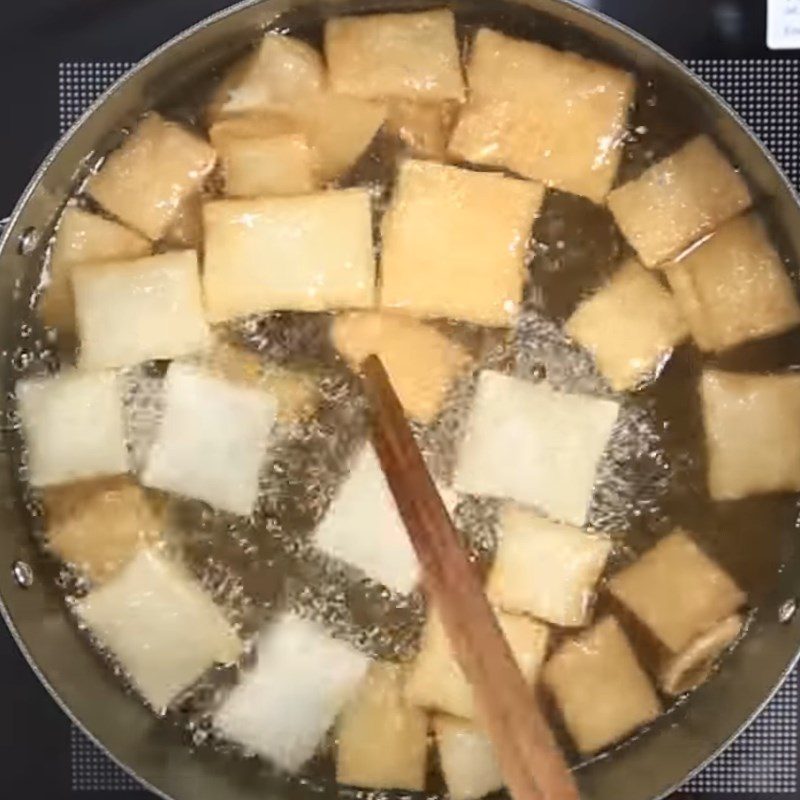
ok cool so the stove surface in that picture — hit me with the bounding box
[1,2,799,798]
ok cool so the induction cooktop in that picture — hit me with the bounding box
[1,2,799,798]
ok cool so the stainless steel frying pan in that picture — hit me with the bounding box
[2,1,800,798]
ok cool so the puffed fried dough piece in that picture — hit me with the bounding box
[385,99,456,160]
[608,530,745,653]
[202,189,376,322]
[291,94,388,181]
[331,312,472,423]
[219,133,316,197]
[209,112,297,148]
[659,614,744,696]
[380,160,544,326]
[17,370,128,487]
[607,135,751,267]
[211,33,326,117]
[566,258,688,390]
[449,28,634,202]
[544,616,661,755]
[487,505,612,627]
[76,548,242,713]
[44,476,161,583]
[434,716,503,800]
[41,207,150,333]
[210,96,387,183]
[325,10,465,102]
[74,250,209,370]
[665,214,800,352]
[406,608,549,719]
[701,370,800,500]
[88,113,216,240]
[336,662,428,791]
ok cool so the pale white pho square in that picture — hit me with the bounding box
[313,442,458,594]
[453,371,620,526]
[214,613,370,772]
[17,369,128,487]
[76,548,241,713]
[435,717,503,800]
[142,363,277,516]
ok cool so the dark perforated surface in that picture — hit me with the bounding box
[688,59,800,189]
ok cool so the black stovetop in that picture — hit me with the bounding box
[0,2,798,798]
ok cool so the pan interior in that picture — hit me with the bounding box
[1,2,800,800]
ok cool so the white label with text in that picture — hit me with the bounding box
[768,0,800,49]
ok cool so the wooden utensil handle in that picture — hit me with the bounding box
[361,355,579,800]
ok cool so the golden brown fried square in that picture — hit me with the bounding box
[44,476,162,582]
[336,662,428,790]
[449,28,633,202]
[406,608,549,719]
[701,370,800,500]
[544,616,660,754]
[665,214,800,352]
[331,312,471,423]
[380,160,544,326]
[88,113,216,240]
[608,530,745,652]
[607,136,751,267]
[203,190,376,321]
[325,10,465,102]
[566,258,688,390]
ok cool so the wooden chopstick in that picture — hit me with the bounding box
[360,355,579,800]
